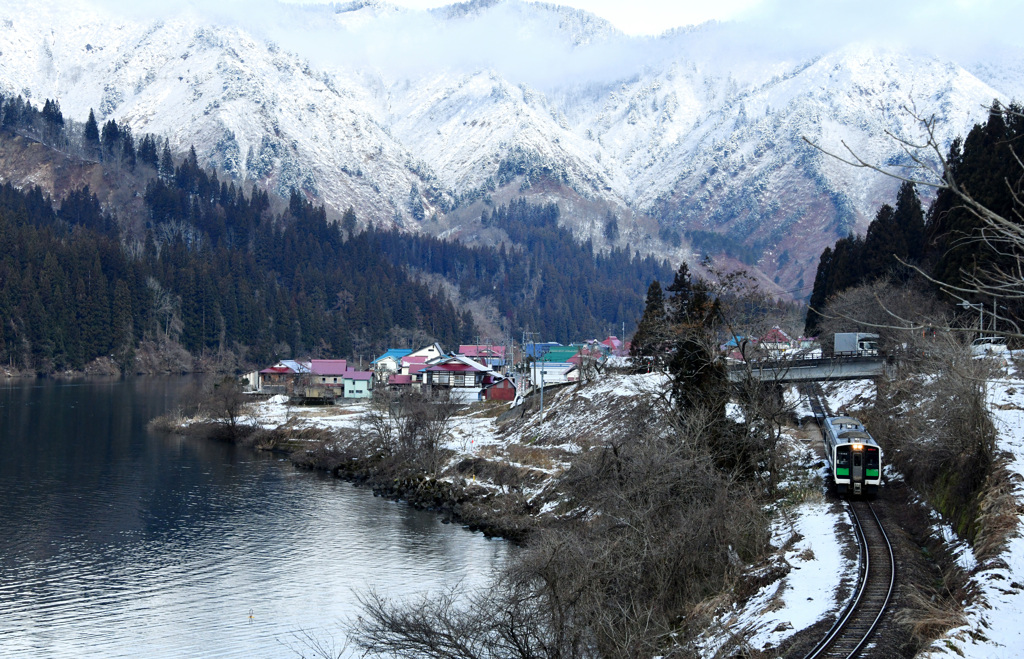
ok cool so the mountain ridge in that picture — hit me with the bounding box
[0,0,1017,295]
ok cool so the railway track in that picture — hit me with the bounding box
[803,500,895,658]
[801,384,896,658]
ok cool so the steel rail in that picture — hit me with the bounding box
[801,501,895,659]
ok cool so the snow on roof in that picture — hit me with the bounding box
[600,336,622,348]
[760,327,793,344]
[262,360,311,374]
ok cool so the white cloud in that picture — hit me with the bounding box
[83,0,1024,89]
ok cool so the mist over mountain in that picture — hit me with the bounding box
[0,0,1019,295]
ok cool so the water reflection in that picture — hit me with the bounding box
[0,378,504,658]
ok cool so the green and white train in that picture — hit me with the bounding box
[822,416,882,497]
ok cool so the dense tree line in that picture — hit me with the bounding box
[1,95,672,370]
[0,174,474,371]
[806,101,1024,335]
[376,198,673,343]
[805,180,925,333]
[0,100,479,371]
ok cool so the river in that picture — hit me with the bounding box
[0,377,505,658]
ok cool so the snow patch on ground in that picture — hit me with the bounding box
[700,498,851,655]
[923,357,1024,658]
[245,375,859,653]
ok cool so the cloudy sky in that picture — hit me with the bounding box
[277,0,1020,41]
[83,0,1021,90]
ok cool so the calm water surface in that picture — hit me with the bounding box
[0,378,504,658]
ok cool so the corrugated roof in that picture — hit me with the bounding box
[310,359,349,375]
[539,346,581,362]
[372,349,412,364]
[458,345,507,357]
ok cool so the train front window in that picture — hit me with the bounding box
[866,447,880,478]
[852,451,862,468]
[835,446,851,477]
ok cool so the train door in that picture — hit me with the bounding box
[852,449,864,494]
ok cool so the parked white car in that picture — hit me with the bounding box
[970,336,1008,357]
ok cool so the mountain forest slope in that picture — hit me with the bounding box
[0,0,1019,294]
[0,115,668,374]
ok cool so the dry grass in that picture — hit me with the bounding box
[504,443,569,471]
[896,584,969,645]
[457,400,510,419]
[289,405,361,418]
[973,461,1024,562]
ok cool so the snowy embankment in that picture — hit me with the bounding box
[920,355,1024,659]
[246,374,860,651]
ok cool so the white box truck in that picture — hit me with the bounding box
[834,332,879,357]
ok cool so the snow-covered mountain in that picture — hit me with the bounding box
[0,0,1018,293]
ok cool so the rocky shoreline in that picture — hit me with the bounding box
[158,415,540,544]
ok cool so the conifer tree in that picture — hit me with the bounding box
[159,140,175,180]
[83,109,100,158]
[664,263,726,420]
[630,280,666,369]
[893,181,925,264]
[101,119,120,158]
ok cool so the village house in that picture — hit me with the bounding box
[758,326,795,357]
[484,375,518,401]
[258,360,311,395]
[422,354,505,402]
[457,344,507,371]
[378,343,449,390]
[524,341,562,360]
[529,345,582,385]
[371,349,413,383]
[599,336,628,357]
[301,359,374,402]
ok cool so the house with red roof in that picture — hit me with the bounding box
[267,358,373,402]
[600,336,627,356]
[258,360,311,394]
[457,345,507,370]
[759,326,794,357]
[423,354,506,402]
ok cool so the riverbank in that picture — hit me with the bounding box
[3,341,254,379]
[158,374,892,653]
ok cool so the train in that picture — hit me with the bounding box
[821,415,882,497]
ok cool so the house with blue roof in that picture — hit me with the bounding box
[371,349,413,382]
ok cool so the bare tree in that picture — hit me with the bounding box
[351,396,770,659]
[209,375,249,437]
[805,103,1024,338]
[362,387,461,476]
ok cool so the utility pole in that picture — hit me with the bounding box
[959,300,984,334]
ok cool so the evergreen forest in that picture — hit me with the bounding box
[806,101,1024,336]
[0,94,669,373]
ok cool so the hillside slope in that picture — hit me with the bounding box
[0,0,1017,292]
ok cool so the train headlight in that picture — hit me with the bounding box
[853,443,863,450]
